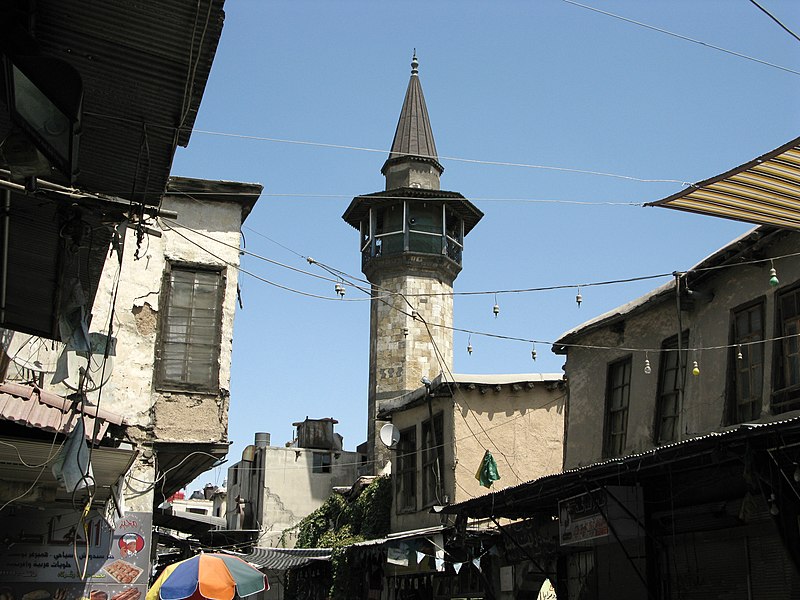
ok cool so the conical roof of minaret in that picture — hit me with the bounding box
[381,52,444,176]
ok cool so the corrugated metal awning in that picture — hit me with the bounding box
[0,381,126,443]
[647,136,800,229]
[231,548,332,570]
[0,435,136,505]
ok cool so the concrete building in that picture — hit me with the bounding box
[226,419,364,548]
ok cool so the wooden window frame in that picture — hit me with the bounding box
[155,263,225,393]
[604,356,632,458]
[654,332,689,444]
[395,425,417,513]
[773,283,800,414]
[421,412,445,508]
[727,299,765,424]
[312,452,332,474]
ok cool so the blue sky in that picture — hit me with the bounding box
[171,0,800,489]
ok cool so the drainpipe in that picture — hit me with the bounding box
[1,189,9,324]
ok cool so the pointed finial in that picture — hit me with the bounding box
[411,50,418,76]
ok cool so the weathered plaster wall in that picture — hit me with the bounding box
[452,384,565,503]
[563,231,800,469]
[87,195,242,443]
[226,445,362,548]
[388,381,565,533]
[79,194,244,506]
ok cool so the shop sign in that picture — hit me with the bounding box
[559,489,609,546]
[0,507,152,600]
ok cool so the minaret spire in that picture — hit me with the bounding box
[381,51,444,189]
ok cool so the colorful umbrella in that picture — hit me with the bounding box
[146,553,267,600]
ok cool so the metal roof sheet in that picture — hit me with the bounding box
[381,54,442,175]
[0,0,225,203]
[443,413,800,519]
[233,548,332,571]
[647,136,800,230]
[342,187,484,235]
[0,434,136,505]
[0,381,125,443]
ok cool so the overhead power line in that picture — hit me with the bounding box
[748,0,800,44]
[561,0,800,77]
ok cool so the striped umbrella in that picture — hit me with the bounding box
[146,553,267,600]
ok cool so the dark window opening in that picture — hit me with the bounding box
[729,301,764,423]
[774,285,800,413]
[396,426,417,512]
[312,452,332,474]
[421,412,444,507]
[655,332,689,444]
[604,357,632,458]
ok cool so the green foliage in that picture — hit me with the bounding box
[291,476,392,600]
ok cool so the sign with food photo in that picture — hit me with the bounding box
[0,508,151,600]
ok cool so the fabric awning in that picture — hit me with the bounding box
[647,136,800,229]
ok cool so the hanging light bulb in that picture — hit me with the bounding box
[467,335,473,355]
[692,360,700,376]
[493,294,500,318]
[737,345,743,361]
[576,287,582,308]
[334,282,345,298]
[769,260,779,287]
[769,493,779,516]
[531,343,537,361]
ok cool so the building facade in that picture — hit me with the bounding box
[0,175,260,598]
[226,420,364,549]
[445,225,800,599]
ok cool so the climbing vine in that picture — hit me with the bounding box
[288,476,392,599]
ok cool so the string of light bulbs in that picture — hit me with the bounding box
[158,217,799,362]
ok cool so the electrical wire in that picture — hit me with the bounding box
[561,0,800,77]
[161,216,800,356]
[747,0,800,44]
[191,129,690,184]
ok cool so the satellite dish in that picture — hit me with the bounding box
[4,332,62,374]
[61,333,116,392]
[379,423,401,449]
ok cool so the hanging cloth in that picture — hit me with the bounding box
[475,450,500,488]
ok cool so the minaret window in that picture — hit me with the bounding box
[408,202,443,254]
[374,204,404,257]
[359,201,466,264]
[445,207,464,263]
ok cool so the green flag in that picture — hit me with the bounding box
[475,450,500,488]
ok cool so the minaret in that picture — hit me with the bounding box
[342,53,483,471]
